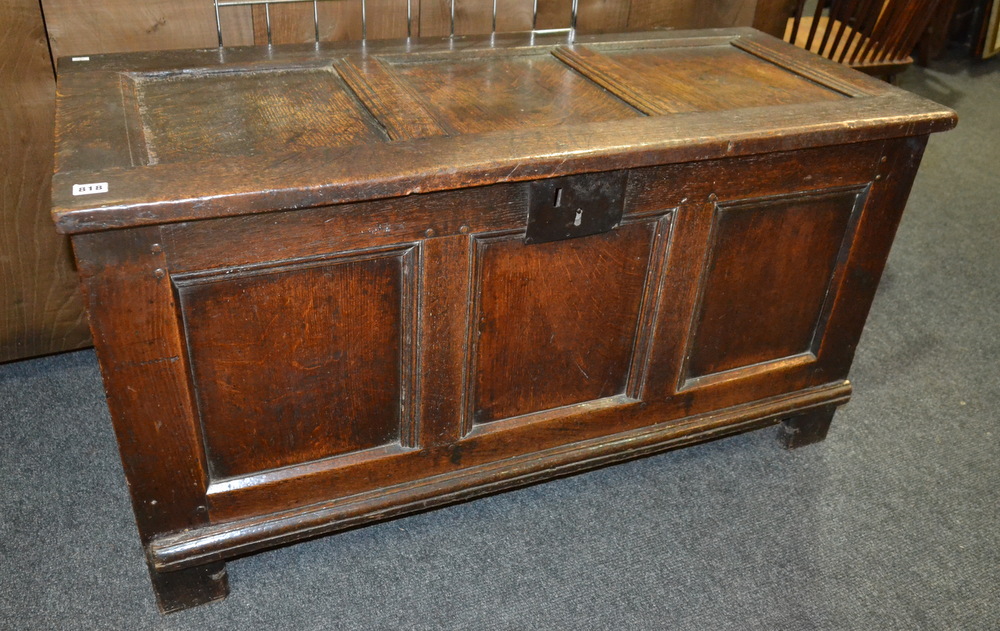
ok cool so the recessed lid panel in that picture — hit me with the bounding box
[592,44,848,112]
[382,52,643,135]
[124,67,386,166]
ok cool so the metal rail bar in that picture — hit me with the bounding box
[213,0,580,47]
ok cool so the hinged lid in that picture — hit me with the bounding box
[51,27,956,234]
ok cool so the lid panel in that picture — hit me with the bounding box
[383,52,643,135]
[51,29,957,233]
[125,66,387,166]
[593,44,847,113]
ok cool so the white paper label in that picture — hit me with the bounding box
[72,182,108,196]
[71,56,90,62]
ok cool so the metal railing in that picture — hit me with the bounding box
[213,0,580,46]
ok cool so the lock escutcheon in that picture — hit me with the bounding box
[524,170,627,245]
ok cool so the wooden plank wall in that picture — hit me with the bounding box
[42,0,763,57]
[0,0,91,362]
[752,0,798,38]
[3,0,796,363]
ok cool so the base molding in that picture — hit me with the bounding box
[149,381,850,573]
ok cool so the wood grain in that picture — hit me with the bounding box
[470,221,654,424]
[334,57,447,140]
[592,43,846,112]
[41,0,254,59]
[71,226,228,612]
[127,65,387,164]
[685,187,862,380]
[384,51,641,135]
[627,0,755,30]
[0,0,90,362]
[752,0,798,37]
[150,381,853,571]
[250,0,412,45]
[175,251,412,479]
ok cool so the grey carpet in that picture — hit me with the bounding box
[2,55,998,630]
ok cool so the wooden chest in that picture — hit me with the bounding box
[52,28,955,612]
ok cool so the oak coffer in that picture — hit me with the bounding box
[51,28,955,612]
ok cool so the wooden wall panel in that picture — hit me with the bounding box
[628,0,755,30]
[251,0,412,45]
[0,0,90,362]
[42,0,764,57]
[471,222,655,424]
[752,0,798,37]
[176,252,411,478]
[41,0,254,60]
[297,0,760,44]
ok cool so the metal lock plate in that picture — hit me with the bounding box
[524,171,627,245]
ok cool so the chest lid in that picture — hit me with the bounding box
[52,27,955,234]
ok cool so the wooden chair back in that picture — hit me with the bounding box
[784,0,943,78]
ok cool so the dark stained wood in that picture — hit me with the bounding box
[576,0,631,33]
[731,36,879,98]
[626,0,755,30]
[813,135,932,376]
[381,51,641,135]
[753,0,799,37]
[0,0,90,362]
[71,226,224,611]
[415,235,474,446]
[125,65,387,165]
[40,0,760,57]
[54,28,954,611]
[780,404,837,448]
[334,57,448,140]
[151,380,854,571]
[573,42,847,112]
[149,562,229,614]
[470,221,655,424]
[175,250,412,478]
[41,0,254,59]
[914,0,960,64]
[685,187,862,380]
[50,31,955,235]
[627,140,885,400]
[159,182,528,273]
[246,0,412,44]
[551,44,697,114]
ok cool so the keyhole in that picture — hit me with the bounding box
[553,188,563,207]
[574,209,583,226]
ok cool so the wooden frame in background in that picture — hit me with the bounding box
[983,0,1000,57]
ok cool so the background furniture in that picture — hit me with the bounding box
[2,0,793,364]
[783,0,945,80]
[0,0,91,362]
[976,0,1000,56]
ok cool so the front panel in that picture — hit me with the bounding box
[141,144,886,522]
[683,186,865,385]
[468,222,656,425]
[174,249,415,479]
